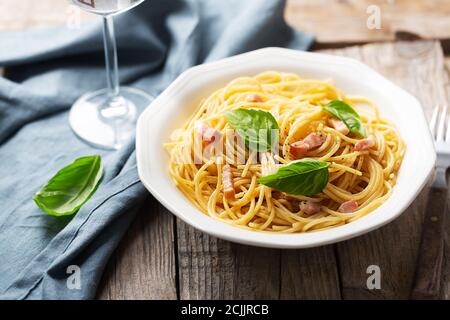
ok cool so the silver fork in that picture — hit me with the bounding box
[430,105,450,188]
[411,105,449,299]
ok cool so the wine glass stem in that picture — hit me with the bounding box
[102,15,120,99]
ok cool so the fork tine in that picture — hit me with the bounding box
[437,105,447,141]
[430,106,439,137]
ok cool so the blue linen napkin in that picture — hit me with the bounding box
[0,0,313,299]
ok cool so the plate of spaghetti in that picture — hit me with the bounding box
[136,48,435,248]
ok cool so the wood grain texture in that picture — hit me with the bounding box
[286,0,450,44]
[176,219,282,299]
[411,188,447,299]
[97,198,177,299]
[280,247,341,299]
[440,196,450,299]
[320,41,449,299]
[177,222,342,300]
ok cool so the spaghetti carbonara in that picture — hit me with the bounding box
[164,71,405,233]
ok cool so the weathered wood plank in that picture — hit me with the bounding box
[97,198,177,300]
[286,0,450,44]
[320,41,447,299]
[177,221,342,299]
[439,195,450,299]
[280,247,341,299]
[176,219,281,299]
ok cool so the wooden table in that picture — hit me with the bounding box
[286,0,450,44]
[1,0,449,300]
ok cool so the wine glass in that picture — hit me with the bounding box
[69,0,153,150]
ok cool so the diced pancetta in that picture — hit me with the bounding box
[290,132,326,159]
[354,137,376,151]
[195,121,221,143]
[303,132,327,149]
[338,200,359,213]
[290,141,309,159]
[299,200,321,215]
[328,118,349,135]
[272,191,286,200]
[246,94,263,103]
[222,164,235,199]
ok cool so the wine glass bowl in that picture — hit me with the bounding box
[72,0,145,16]
[69,0,152,150]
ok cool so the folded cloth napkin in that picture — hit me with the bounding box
[0,0,313,299]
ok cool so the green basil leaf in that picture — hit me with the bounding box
[257,158,329,196]
[323,100,367,137]
[225,108,279,152]
[33,155,103,216]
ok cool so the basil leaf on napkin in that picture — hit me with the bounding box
[257,158,329,196]
[225,108,279,152]
[33,155,103,216]
[323,100,366,137]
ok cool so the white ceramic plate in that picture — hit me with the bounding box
[136,47,435,249]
